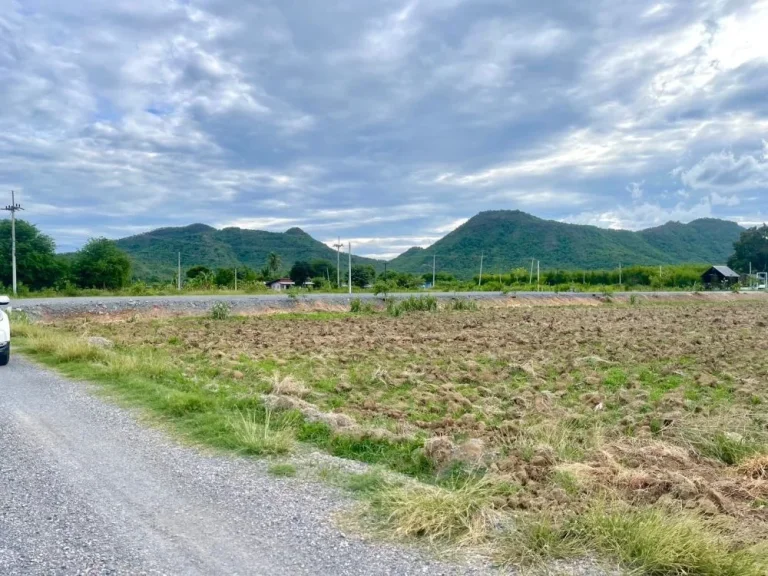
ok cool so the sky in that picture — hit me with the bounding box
[1,0,767,259]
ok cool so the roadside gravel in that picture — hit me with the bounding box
[11,292,507,319]
[1,359,494,575]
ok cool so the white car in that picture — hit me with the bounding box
[0,295,10,366]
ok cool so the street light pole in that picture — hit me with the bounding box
[2,191,24,296]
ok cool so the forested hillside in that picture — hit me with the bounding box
[115,224,381,281]
[388,211,743,278]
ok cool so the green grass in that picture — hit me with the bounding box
[268,463,298,477]
[503,505,768,576]
[367,477,500,545]
[690,432,767,466]
[13,323,432,479]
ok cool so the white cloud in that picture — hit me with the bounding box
[627,182,644,200]
[1,0,767,254]
[680,144,768,191]
[565,200,715,231]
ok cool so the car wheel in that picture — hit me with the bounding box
[0,345,9,366]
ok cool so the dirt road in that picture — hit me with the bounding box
[0,359,488,575]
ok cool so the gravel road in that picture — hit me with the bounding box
[0,359,493,575]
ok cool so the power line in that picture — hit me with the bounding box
[2,191,24,296]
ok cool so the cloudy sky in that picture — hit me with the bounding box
[1,0,767,258]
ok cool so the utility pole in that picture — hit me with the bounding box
[334,237,343,289]
[478,252,484,287]
[537,260,540,292]
[432,254,436,288]
[619,263,622,286]
[2,191,23,296]
[348,242,352,295]
[529,258,534,286]
[177,252,181,291]
[234,267,237,291]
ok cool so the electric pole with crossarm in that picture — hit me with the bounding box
[2,191,24,296]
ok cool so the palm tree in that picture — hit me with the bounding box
[267,252,281,276]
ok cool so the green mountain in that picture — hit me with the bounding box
[116,224,381,281]
[115,211,743,281]
[388,211,742,279]
[638,218,743,263]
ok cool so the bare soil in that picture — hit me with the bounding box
[47,298,768,547]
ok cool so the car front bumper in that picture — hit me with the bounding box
[0,342,8,353]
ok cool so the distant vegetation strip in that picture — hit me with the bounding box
[2,213,767,296]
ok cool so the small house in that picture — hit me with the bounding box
[267,278,295,291]
[701,266,740,289]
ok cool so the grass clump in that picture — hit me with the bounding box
[691,432,766,466]
[447,298,478,312]
[503,504,767,576]
[231,409,295,456]
[368,478,499,545]
[350,298,376,314]
[268,463,298,477]
[386,295,438,317]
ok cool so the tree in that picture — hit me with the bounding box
[351,264,376,288]
[728,225,768,273]
[186,265,211,280]
[72,238,132,289]
[214,268,235,287]
[0,219,64,290]
[289,261,312,286]
[267,252,281,276]
[309,259,336,282]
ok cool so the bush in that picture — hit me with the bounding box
[211,302,232,320]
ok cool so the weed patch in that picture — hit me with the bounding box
[268,463,298,477]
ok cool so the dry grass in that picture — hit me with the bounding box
[368,477,502,546]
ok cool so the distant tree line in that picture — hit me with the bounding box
[0,220,131,292]
[2,219,767,294]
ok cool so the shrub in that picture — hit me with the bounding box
[210,302,231,320]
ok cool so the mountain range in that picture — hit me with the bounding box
[115,224,382,281]
[114,211,744,281]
